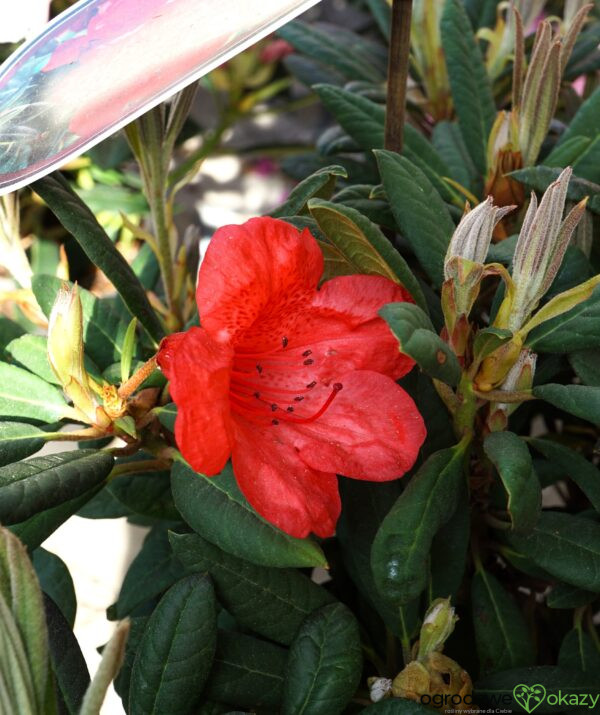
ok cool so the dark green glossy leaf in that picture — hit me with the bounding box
[43,594,90,715]
[528,439,600,514]
[107,469,178,521]
[109,526,186,620]
[375,151,454,287]
[33,548,76,628]
[371,445,466,606]
[0,422,45,467]
[380,303,461,386]
[510,166,600,214]
[282,603,362,715]
[308,199,427,311]
[113,616,148,711]
[547,583,596,609]
[432,120,478,193]
[171,460,326,568]
[441,0,496,176]
[170,532,333,646]
[533,383,600,424]
[271,166,347,217]
[129,574,217,715]
[569,349,600,386]
[33,173,164,343]
[204,630,286,709]
[555,86,600,147]
[0,361,69,423]
[542,136,591,169]
[483,432,541,532]
[506,512,600,592]
[361,701,435,714]
[0,450,113,525]
[559,628,600,673]
[475,667,600,713]
[472,568,535,675]
[0,316,25,359]
[155,402,176,432]
[429,486,470,600]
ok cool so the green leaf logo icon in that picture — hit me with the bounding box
[513,684,547,713]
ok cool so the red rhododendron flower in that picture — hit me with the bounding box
[158,217,426,538]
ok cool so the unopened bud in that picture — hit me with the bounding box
[417,598,458,661]
[48,284,110,428]
[487,349,537,431]
[508,167,586,331]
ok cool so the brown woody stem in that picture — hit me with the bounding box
[384,0,413,152]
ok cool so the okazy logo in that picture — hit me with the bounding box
[513,684,600,712]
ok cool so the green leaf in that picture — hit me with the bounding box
[129,574,217,715]
[6,334,102,386]
[155,402,176,432]
[32,275,136,369]
[278,21,384,83]
[441,0,496,176]
[109,526,186,620]
[506,512,600,592]
[555,86,600,147]
[371,445,467,607]
[113,616,148,709]
[0,316,25,360]
[379,303,461,386]
[32,548,76,628]
[375,151,454,287]
[0,422,45,467]
[43,594,90,715]
[271,166,347,218]
[171,460,327,568]
[533,383,600,424]
[204,630,286,709]
[542,135,591,168]
[510,166,600,214]
[120,317,137,383]
[472,568,535,675]
[11,486,103,551]
[429,486,470,600]
[528,439,600,514]
[572,135,600,184]
[0,450,113,525]
[307,199,427,311]
[170,532,333,646]
[483,432,541,532]
[475,666,600,713]
[570,349,600,386]
[361,701,435,714]
[472,328,513,362]
[559,628,600,673]
[33,173,164,343]
[107,469,179,521]
[547,583,596,609]
[0,361,70,423]
[103,360,165,389]
[282,603,362,715]
[432,120,478,193]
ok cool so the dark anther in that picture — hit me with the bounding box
[303,359,314,366]
[271,403,278,411]
[282,336,288,348]
[302,349,312,357]
[272,419,279,425]
[306,380,317,389]
[256,364,263,374]
[294,396,304,402]
[286,406,294,412]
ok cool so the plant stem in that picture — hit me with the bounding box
[385,0,413,153]
[118,355,158,399]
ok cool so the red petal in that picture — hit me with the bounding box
[290,274,415,381]
[158,328,234,475]
[279,370,426,480]
[197,217,323,348]
[231,420,341,538]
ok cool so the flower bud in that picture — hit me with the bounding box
[486,348,537,431]
[48,284,111,428]
[507,167,586,332]
[417,598,458,661]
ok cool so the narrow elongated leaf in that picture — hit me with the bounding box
[109,526,186,620]
[204,630,286,709]
[113,616,148,709]
[0,316,25,359]
[556,85,600,146]
[307,199,427,310]
[475,667,600,713]
[33,174,164,343]
[371,445,466,606]
[528,439,600,513]
[375,151,454,287]
[441,0,496,176]
[33,549,76,628]
[506,512,600,591]
[569,349,600,386]
[282,603,362,715]
[483,432,541,532]
[510,166,600,214]
[171,461,326,568]
[472,568,535,675]
[0,450,113,525]
[170,532,334,646]
[429,486,470,600]
[432,120,478,192]
[0,422,45,467]
[271,166,347,217]
[129,574,217,715]
[380,303,461,386]
[43,594,90,715]
[559,628,600,673]
[542,135,591,168]
[533,383,600,424]
[0,361,69,423]
[547,583,595,609]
